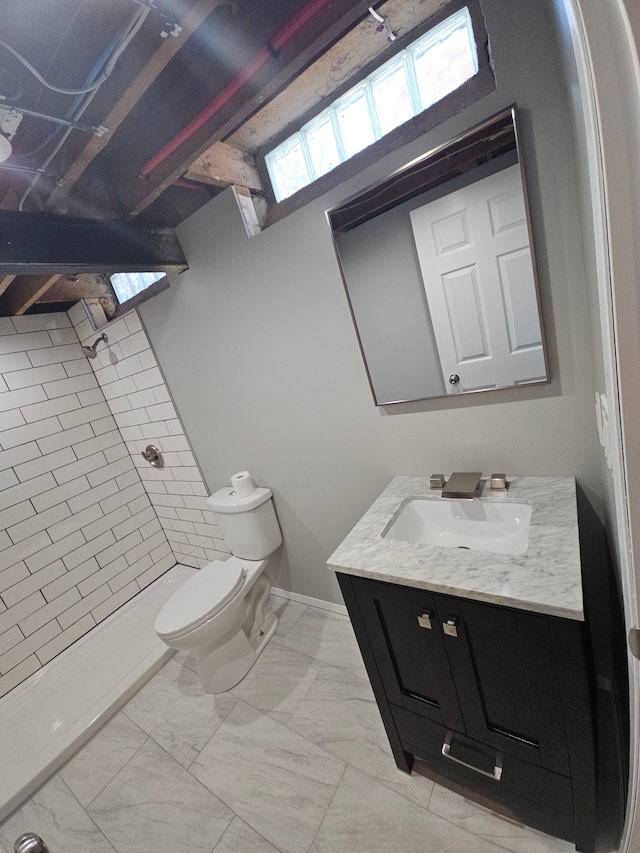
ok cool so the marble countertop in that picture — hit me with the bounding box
[327,475,584,621]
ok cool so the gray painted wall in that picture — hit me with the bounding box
[140,0,602,605]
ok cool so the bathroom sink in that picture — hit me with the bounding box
[383,498,532,555]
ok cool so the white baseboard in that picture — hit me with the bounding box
[272,587,347,616]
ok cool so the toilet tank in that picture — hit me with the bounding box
[207,486,282,560]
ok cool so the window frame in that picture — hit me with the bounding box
[257,0,494,226]
[109,273,170,321]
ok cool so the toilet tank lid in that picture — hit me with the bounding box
[207,486,272,513]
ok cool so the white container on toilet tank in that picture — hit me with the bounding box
[154,478,282,693]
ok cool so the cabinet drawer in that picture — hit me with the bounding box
[391,705,573,814]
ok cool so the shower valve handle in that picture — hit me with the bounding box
[141,444,164,468]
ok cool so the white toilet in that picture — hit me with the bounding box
[154,484,282,693]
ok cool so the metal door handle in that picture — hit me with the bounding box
[449,374,460,385]
[442,734,503,781]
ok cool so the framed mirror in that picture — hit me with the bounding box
[327,106,549,406]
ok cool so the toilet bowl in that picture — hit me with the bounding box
[154,484,282,693]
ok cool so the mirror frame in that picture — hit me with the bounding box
[326,105,549,406]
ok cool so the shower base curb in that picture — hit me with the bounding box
[0,563,195,823]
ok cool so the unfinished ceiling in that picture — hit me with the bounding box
[0,0,447,315]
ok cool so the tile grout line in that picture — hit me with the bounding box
[306,760,349,853]
[47,773,119,853]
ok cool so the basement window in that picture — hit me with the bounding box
[109,271,169,319]
[265,6,478,203]
[111,271,165,303]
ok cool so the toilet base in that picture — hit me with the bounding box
[196,610,278,693]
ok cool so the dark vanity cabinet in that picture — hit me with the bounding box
[337,573,596,853]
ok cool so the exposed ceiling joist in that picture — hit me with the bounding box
[227,0,446,153]
[0,274,63,316]
[0,276,17,298]
[0,0,478,315]
[46,0,227,215]
[119,0,377,217]
[36,275,115,304]
[184,141,262,190]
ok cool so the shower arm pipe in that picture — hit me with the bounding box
[82,333,108,358]
[140,0,336,177]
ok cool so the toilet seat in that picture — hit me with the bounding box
[155,560,246,640]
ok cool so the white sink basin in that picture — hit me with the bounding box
[383,498,532,555]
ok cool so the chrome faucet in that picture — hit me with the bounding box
[441,472,482,500]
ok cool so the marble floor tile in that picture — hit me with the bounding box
[230,641,321,725]
[3,599,583,853]
[285,664,435,810]
[271,596,307,642]
[122,657,238,768]
[213,816,282,852]
[312,766,515,853]
[428,780,575,853]
[59,711,148,807]
[87,737,233,853]
[190,700,346,853]
[0,774,116,853]
[280,607,366,677]
[173,647,198,673]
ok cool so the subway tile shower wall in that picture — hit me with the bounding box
[0,313,175,698]
[68,304,229,570]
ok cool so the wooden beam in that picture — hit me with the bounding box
[1,275,63,316]
[0,275,16,297]
[36,274,114,303]
[115,0,375,217]
[185,142,263,190]
[228,0,447,152]
[46,0,228,213]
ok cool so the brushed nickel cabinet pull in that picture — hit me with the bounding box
[417,611,433,630]
[442,733,503,781]
[443,616,458,637]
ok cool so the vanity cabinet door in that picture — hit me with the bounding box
[351,576,465,731]
[434,595,571,775]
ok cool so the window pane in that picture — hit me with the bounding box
[264,7,479,202]
[267,137,311,201]
[306,116,341,179]
[413,23,477,111]
[335,89,376,158]
[371,60,414,135]
[110,272,165,303]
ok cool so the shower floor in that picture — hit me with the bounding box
[0,591,576,853]
[0,564,194,823]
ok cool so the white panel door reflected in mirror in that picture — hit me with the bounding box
[410,164,545,394]
[327,107,549,406]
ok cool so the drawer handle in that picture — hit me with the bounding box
[442,733,503,781]
[417,611,433,630]
[442,616,458,637]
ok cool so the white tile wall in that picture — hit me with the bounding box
[0,313,175,698]
[69,304,227,569]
